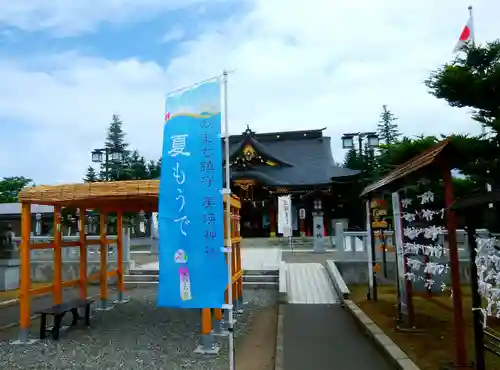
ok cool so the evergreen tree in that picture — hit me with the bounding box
[147,158,161,179]
[343,148,362,170]
[377,105,400,144]
[0,176,33,203]
[128,150,149,179]
[84,166,99,182]
[425,40,500,191]
[101,114,130,181]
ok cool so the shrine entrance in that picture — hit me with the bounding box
[239,201,268,238]
[232,179,275,238]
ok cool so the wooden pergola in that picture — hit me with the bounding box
[360,138,468,367]
[16,180,242,343]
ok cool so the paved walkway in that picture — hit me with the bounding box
[134,247,283,272]
[283,304,393,370]
[283,262,393,369]
[287,263,338,304]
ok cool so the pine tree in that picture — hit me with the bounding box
[377,105,400,144]
[343,148,362,170]
[84,166,99,182]
[101,114,130,181]
[147,159,161,179]
[128,150,149,179]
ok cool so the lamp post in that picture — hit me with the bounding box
[341,132,379,185]
[342,132,380,301]
[341,132,379,159]
[91,148,123,181]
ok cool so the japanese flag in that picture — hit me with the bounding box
[453,14,473,53]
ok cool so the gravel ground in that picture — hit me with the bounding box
[0,287,277,370]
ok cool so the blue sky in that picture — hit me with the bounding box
[0,0,498,184]
[1,3,242,63]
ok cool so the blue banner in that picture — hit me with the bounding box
[158,79,226,309]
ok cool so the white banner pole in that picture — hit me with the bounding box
[222,70,235,370]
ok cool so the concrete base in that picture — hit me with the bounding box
[11,338,38,345]
[12,328,38,345]
[234,298,244,312]
[95,299,115,311]
[113,298,130,304]
[212,319,230,337]
[113,291,130,304]
[194,333,220,355]
[194,343,220,354]
[212,329,230,337]
[0,259,20,291]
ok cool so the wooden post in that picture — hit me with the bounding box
[53,205,63,305]
[236,242,242,303]
[116,211,125,302]
[99,212,108,308]
[201,308,212,335]
[231,242,237,304]
[443,168,467,366]
[236,208,240,238]
[224,210,228,241]
[214,308,223,322]
[19,203,32,341]
[79,208,87,300]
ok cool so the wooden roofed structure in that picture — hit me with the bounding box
[360,137,468,367]
[18,180,240,211]
[16,179,242,343]
[360,138,456,197]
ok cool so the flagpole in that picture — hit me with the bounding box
[469,5,475,45]
[222,69,236,370]
[469,6,485,135]
[467,5,492,206]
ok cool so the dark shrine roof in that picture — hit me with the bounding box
[226,126,360,187]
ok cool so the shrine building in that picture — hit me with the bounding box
[228,126,360,238]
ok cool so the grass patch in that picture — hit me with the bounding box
[349,284,500,370]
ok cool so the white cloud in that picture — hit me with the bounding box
[160,26,185,43]
[1,0,500,184]
[0,0,239,36]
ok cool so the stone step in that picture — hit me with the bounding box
[129,269,159,276]
[129,268,280,276]
[243,281,278,289]
[242,269,279,276]
[242,274,278,283]
[124,274,158,282]
[125,273,278,282]
[123,279,279,289]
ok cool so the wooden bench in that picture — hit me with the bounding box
[36,299,94,340]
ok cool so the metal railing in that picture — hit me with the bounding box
[333,222,493,260]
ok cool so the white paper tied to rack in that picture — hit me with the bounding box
[424,262,448,276]
[417,191,434,205]
[474,236,500,326]
[399,189,449,292]
[402,243,444,258]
